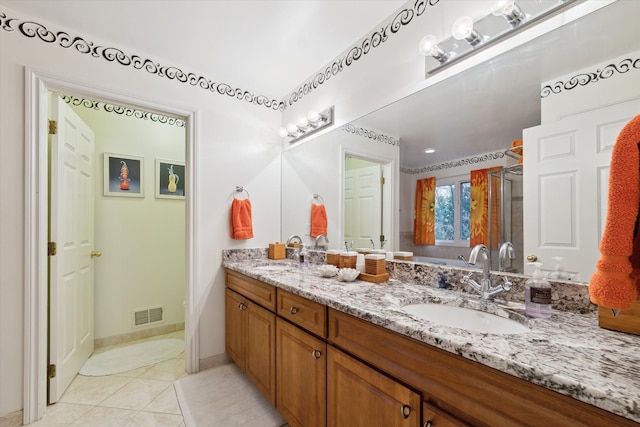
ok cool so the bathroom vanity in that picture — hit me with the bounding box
[223,255,640,426]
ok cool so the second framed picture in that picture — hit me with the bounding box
[156,159,185,199]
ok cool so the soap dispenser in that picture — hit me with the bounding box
[525,262,552,318]
[547,257,571,281]
[298,244,309,269]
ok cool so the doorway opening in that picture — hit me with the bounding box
[24,70,199,424]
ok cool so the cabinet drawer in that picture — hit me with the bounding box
[226,269,276,311]
[277,289,327,338]
[422,401,469,427]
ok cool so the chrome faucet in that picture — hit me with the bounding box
[314,234,329,250]
[286,234,302,246]
[461,244,511,299]
[498,241,516,272]
[370,238,376,249]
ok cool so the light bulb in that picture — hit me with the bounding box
[424,148,435,154]
[419,35,450,63]
[452,16,483,47]
[492,1,525,27]
[298,117,309,128]
[452,16,474,40]
[418,35,438,56]
[278,127,289,138]
[307,111,321,123]
[286,123,299,134]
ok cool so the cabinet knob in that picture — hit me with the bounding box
[401,404,412,419]
[289,306,299,315]
[423,422,432,427]
[312,349,322,359]
[237,303,247,310]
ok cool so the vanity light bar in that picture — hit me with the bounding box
[420,0,575,75]
[279,106,335,143]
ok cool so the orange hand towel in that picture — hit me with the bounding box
[589,114,640,310]
[231,198,253,240]
[310,203,327,238]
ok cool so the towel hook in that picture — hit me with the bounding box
[313,193,325,204]
[234,186,250,199]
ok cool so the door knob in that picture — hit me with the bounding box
[90,251,102,258]
[526,254,537,262]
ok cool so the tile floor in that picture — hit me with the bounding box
[4,330,186,427]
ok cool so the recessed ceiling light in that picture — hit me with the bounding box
[424,148,435,154]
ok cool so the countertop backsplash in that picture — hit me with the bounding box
[222,247,595,314]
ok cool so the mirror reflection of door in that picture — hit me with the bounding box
[344,155,389,251]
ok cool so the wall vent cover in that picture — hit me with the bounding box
[133,305,164,327]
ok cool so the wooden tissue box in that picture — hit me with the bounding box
[365,255,386,275]
[268,243,285,260]
[326,251,341,267]
[340,254,357,269]
[394,251,413,261]
[598,300,640,336]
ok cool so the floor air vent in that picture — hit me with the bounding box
[133,305,164,327]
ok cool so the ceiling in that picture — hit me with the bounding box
[0,0,406,99]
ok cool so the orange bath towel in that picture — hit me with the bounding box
[310,203,328,238]
[231,198,253,240]
[589,114,640,310]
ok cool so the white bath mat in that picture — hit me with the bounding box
[174,363,286,427]
[80,339,183,376]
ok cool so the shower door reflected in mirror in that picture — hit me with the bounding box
[344,155,391,251]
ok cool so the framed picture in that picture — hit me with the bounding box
[103,153,144,197]
[155,159,185,199]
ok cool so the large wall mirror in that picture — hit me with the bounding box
[281,0,640,282]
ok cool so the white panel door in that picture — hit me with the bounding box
[49,95,96,402]
[523,99,640,280]
[344,165,382,250]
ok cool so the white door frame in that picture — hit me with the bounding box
[23,68,199,424]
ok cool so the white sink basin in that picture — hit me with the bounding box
[255,265,293,272]
[402,303,530,334]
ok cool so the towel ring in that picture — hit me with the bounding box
[313,193,324,204]
[234,186,250,199]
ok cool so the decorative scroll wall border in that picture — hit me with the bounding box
[285,0,439,107]
[541,57,640,98]
[59,94,186,128]
[341,123,400,147]
[401,151,505,174]
[0,10,285,111]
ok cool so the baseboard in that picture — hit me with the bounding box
[95,322,185,349]
[199,352,232,371]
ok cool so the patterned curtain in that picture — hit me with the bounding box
[414,177,436,245]
[469,167,501,248]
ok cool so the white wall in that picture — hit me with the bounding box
[67,101,186,339]
[0,8,281,416]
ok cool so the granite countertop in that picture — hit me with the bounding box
[222,257,640,423]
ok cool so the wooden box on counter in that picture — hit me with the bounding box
[598,300,640,336]
[268,243,286,260]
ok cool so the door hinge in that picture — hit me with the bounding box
[48,364,57,379]
[380,177,385,185]
[48,242,57,256]
[48,120,58,135]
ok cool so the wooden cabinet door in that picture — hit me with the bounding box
[225,288,246,368]
[276,318,327,427]
[328,346,420,427]
[245,301,276,406]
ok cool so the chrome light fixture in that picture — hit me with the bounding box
[420,0,575,76]
[492,1,527,28]
[452,16,484,48]
[418,35,451,64]
[279,107,334,143]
